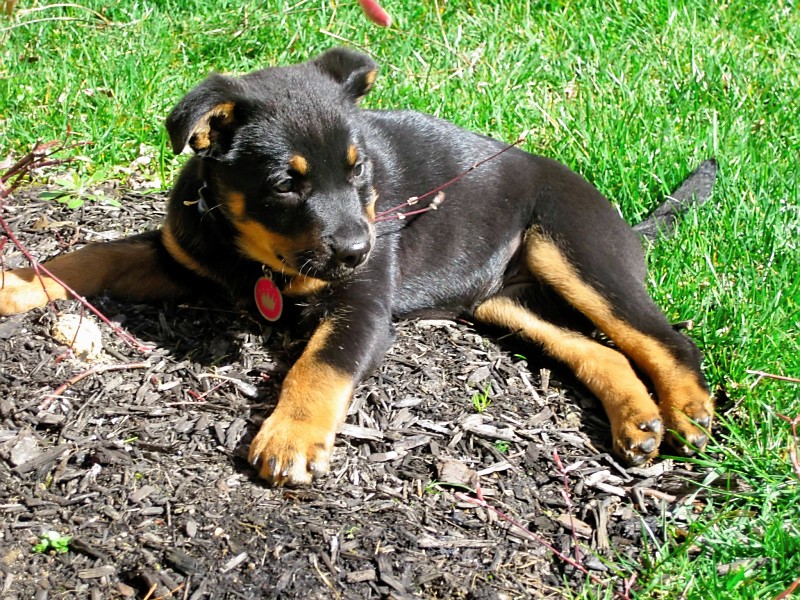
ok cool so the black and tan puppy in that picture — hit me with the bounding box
[0,48,714,486]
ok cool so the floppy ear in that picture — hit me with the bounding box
[165,73,244,156]
[312,47,379,103]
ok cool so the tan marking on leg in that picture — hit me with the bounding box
[249,320,353,486]
[0,239,187,315]
[474,296,662,464]
[525,231,713,453]
[288,154,309,175]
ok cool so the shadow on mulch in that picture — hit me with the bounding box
[0,187,725,599]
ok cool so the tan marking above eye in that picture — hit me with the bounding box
[288,154,309,175]
[347,144,358,167]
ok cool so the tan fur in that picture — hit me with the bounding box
[224,190,311,275]
[474,296,663,463]
[0,241,185,315]
[523,231,713,455]
[161,224,215,280]
[248,320,353,485]
[288,154,309,175]
[347,144,358,167]
[188,102,235,152]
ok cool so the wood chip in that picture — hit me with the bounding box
[418,537,496,549]
[556,514,593,538]
[13,445,70,474]
[346,569,376,583]
[338,422,384,441]
[78,565,115,579]
[437,458,479,488]
[393,434,431,452]
[220,552,248,573]
[129,485,155,503]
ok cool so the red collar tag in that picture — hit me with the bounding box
[254,272,283,322]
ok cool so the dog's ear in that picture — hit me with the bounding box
[312,47,378,103]
[165,74,245,156]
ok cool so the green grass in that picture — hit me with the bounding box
[2,1,799,597]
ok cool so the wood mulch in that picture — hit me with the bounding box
[0,186,719,599]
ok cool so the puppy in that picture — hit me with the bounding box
[0,48,714,486]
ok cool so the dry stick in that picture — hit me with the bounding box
[774,576,800,600]
[552,449,582,561]
[0,212,150,352]
[0,140,89,198]
[776,413,800,482]
[374,132,528,222]
[153,582,185,600]
[746,369,800,388]
[43,362,148,403]
[455,489,633,600]
[1,141,149,352]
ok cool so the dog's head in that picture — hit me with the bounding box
[166,48,379,281]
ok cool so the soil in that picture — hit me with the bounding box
[0,185,715,599]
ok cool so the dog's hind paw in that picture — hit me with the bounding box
[0,269,61,315]
[613,415,663,466]
[663,403,713,457]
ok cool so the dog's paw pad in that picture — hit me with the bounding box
[614,417,663,466]
[662,398,713,456]
[666,417,711,456]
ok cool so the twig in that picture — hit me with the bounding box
[1,141,149,353]
[553,449,582,561]
[42,362,148,405]
[0,140,90,199]
[774,576,800,600]
[746,369,800,389]
[0,211,150,351]
[153,582,185,600]
[455,481,633,599]
[776,413,800,483]
[374,132,528,222]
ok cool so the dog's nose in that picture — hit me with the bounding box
[332,239,370,269]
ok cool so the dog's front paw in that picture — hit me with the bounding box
[612,412,663,466]
[248,414,337,486]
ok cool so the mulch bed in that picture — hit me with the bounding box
[0,185,714,599]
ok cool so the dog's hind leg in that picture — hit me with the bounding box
[513,182,712,462]
[474,295,665,464]
[0,230,194,315]
[475,163,713,464]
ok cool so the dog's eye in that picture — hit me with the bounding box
[274,177,294,194]
[352,162,365,178]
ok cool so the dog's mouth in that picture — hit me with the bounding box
[286,245,372,282]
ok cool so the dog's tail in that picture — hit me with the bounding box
[633,159,718,242]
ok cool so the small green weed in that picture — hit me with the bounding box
[493,441,510,454]
[471,383,492,413]
[40,172,119,209]
[32,531,71,554]
[423,480,443,495]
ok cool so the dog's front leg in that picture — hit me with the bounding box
[249,298,392,486]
